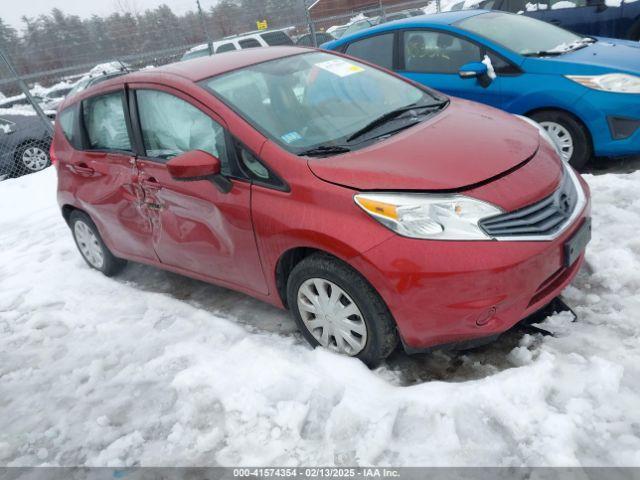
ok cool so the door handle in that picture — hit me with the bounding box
[68,163,95,176]
[549,19,561,25]
[142,177,162,190]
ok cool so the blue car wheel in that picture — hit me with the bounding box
[530,110,592,170]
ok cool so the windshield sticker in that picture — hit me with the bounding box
[315,59,365,77]
[281,131,302,144]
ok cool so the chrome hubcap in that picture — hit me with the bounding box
[297,278,367,356]
[74,221,104,269]
[21,146,49,171]
[539,121,574,163]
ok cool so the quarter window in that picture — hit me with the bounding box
[135,90,230,174]
[58,107,77,146]
[345,34,394,70]
[403,31,482,74]
[82,92,131,151]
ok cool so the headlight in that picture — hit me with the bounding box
[566,73,640,93]
[516,115,563,159]
[354,193,503,240]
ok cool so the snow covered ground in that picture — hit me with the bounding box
[1,167,640,467]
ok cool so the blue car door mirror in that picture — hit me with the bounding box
[459,62,489,79]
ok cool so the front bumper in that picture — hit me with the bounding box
[579,90,640,157]
[351,178,591,352]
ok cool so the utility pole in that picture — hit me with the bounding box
[196,0,213,55]
[0,46,53,135]
[302,0,317,48]
[379,0,387,21]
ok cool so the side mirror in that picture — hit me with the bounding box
[166,150,232,193]
[459,62,489,79]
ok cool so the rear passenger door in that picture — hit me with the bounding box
[75,89,156,261]
[128,84,268,295]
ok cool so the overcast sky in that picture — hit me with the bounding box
[2,0,212,30]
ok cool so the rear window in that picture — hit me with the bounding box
[239,38,262,49]
[260,31,294,46]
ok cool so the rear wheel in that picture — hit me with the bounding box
[14,141,50,176]
[69,211,126,277]
[287,253,398,366]
[530,110,592,171]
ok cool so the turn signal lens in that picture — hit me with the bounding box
[355,197,398,220]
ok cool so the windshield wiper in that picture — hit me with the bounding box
[523,38,597,57]
[346,102,445,143]
[298,145,351,157]
[522,50,565,58]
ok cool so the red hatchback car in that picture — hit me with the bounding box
[53,47,591,365]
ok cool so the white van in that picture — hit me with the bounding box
[181,30,293,61]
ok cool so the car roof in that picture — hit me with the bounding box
[327,9,489,45]
[145,46,310,82]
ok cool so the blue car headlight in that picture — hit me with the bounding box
[566,73,640,94]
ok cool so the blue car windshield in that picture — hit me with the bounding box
[457,12,586,56]
[203,52,444,154]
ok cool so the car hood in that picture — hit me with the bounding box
[534,38,640,75]
[307,99,540,191]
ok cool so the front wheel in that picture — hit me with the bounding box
[69,211,127,277]
[529,111,592,171]
[287,253,398,366]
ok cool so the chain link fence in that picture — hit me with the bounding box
[0,0,435,182]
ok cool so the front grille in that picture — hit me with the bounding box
[480,167,579,238]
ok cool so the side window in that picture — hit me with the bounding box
[216,43,236,53]
[485,51,520,75]
[234,139,287,190]
[344,33,394,70]
[504,0,530,11]
[549,0,586,8]
[239,38,261,49]
[82,92,131,151]
[259,31,293,46]
[135,90,230,174]
[58,107,77,147]
[403,31,481,74]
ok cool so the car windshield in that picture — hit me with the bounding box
[456,12,587,56]
[203,52,445,154]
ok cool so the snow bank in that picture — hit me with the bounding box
[0,168,639,466]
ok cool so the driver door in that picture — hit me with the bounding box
[397,29,504,108]
[128,84,268,295]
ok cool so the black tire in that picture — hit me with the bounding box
[13,141,51,177]
[286,253,399,367]
[529,110,592,171]
[69,210,127,277]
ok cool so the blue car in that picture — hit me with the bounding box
[322,10,640,168]
[477,0,640,41]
